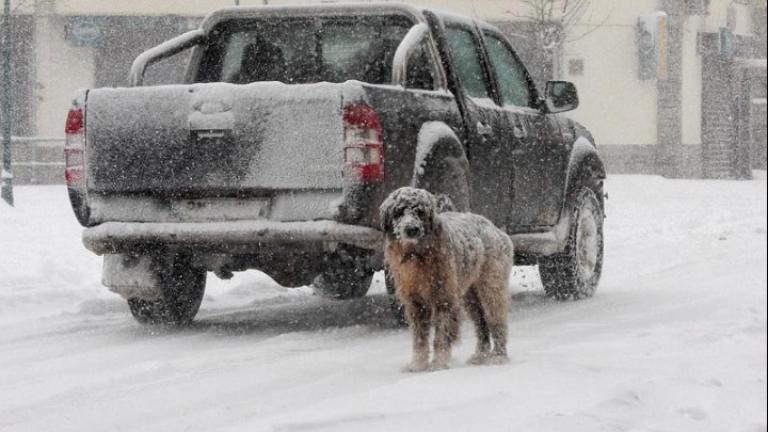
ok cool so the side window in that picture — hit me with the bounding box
[144,48,194,86]
[445,27,491,99]
[484,33,532,107]
[405,40,436,90]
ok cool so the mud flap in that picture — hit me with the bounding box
[102,254,161,300]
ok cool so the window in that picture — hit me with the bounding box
[320,21,409,84]
[196,16,412,84]
[144,49,195,86]
[445,27,491,99]
[405,40,436,90]
[684,0,710,15]
[484,33,532,107]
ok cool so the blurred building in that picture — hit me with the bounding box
[2,0,767,184]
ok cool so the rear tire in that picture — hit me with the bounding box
[539,187,604,300]
[127,254,206,326]
[313,269,373,300]
[313,246,374,300]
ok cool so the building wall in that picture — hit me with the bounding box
[681,15,704,147]
[49,0,522,19]
[679,1,756,152]
[562,0,658,150]
[702,0,754,35]
[563,0,755,176]
[755,2,767,58]
[560,0,661,174]
[33,13,96,138]
[11,0,768,184]
[51,0,237,16]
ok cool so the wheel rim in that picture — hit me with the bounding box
[576,205,599,281]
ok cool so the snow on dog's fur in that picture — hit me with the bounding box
[380,187,514,371]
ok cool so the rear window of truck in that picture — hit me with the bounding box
[195,15,414,85]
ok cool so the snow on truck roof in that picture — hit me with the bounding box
[199,2,429,32]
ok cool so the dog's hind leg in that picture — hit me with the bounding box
[475,276,510,364]
[403,301,432,372]
[464,287,491,364]
[486,299,509,362]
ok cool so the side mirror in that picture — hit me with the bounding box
[543,81,579,113]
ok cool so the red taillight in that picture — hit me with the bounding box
[65,108,83,134]
[65,107,85,188]
[343,103,384,183]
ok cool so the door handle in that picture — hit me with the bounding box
[477,122,493,136]
[512,117,528,139]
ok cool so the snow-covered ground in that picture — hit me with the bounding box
[0,175,765,432]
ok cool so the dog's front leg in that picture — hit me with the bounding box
[431,298,460,370]
[403,302,431,372]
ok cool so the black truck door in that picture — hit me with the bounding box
[481,30,567,229]
[442,23,515,227]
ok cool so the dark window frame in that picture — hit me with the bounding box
[479,28,541,110]
[404,37,439,91]
[443,22,496,101]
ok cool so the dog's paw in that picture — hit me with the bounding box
[428,359,451,371]
[402,361,430,373]
[467,352,491,365]
[468,353,509,366]
[484,354,510,366]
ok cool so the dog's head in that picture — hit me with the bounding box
[379,187,440,244]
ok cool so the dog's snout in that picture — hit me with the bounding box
[405,226,422,238]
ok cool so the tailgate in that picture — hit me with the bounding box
[85,82,345,194]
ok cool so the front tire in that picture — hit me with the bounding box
[539,187,604,300]
[127,254,206,326]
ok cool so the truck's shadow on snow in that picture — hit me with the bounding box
[185,291,555,336]
[192,294,403,335]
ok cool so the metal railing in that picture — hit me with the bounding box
[0,136,65,145]
[0,136,66,185]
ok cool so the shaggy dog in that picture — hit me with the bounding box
[380,187,514,371]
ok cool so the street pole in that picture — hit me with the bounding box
[1,0,13,206]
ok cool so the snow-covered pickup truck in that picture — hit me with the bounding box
[65,3,606,325]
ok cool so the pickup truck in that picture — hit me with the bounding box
[65,3,606,325]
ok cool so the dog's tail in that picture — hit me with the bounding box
[435,194,457,213]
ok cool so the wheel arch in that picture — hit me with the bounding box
[551,136,606,252]
[562,137,606,213]
[411,121,471,211]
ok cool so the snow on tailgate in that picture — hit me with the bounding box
[85,81,350,194]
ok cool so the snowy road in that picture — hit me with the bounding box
[0,175,766,432]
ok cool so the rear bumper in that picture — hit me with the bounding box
[82,220,383,255]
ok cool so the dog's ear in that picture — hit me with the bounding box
[422,192,441,234]
[379,192,397,234]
